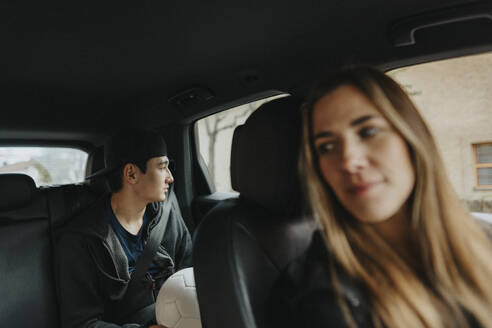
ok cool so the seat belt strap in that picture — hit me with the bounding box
[123,186,174,298]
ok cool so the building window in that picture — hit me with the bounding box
[474,143,492,188]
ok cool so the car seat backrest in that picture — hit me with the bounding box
[0,169,108,328]
[230,97,302,214]
[0,173,59,328]
[193,96,316,328]
[43,183,102,228]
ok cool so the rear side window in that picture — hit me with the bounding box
[195,94,287,192]
[0,147,88,186]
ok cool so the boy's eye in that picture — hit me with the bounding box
[160,160,175,171]
[360,126,379,138]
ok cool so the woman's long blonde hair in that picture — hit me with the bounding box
[301,66,492,328]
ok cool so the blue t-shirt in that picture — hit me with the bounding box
[106,200,159,276]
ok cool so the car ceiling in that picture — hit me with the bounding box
[1,0,491,145]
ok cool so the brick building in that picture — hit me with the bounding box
[391,52,492,212]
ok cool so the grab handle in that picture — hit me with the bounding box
[390,2,492,47]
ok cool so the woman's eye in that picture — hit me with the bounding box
[360,126,379,138]
[316,142,335,154]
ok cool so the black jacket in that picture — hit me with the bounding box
[57,195,193,328]
[270,226,489,328]
[269,230,372,328]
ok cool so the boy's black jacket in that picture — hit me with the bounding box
[57,195,192,328]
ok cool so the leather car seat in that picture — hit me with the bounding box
[0,174,60,327]
[193,96,316,328]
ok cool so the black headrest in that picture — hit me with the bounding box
[0,174,36,211]
[231,96,302,213]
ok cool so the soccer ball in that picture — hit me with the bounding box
[155,267,202,328]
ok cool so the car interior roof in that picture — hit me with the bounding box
[1,0,492,147]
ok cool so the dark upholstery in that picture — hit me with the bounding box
[0,174,103,327]
[230,97,302,213]
[194,96,316,328]
[0,174,59,327]
[0,173,36,211]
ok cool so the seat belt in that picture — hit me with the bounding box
[117,186,175,316]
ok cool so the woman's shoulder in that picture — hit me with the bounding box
[283,230,366,301]
[269,230,344,327]
[270,229,374,328]
[282,229,332,286]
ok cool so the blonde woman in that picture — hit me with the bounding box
[270,66,492,328]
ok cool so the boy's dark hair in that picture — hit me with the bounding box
[107,159,148,193]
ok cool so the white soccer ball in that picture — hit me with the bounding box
[155,267,202,328]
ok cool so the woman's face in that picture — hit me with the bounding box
[312,85,415,224]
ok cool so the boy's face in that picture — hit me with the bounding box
[134,156,174,203]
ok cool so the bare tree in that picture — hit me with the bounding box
[202,103,255,182]
[387,70,422,96]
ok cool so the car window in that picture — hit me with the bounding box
[195,94,288,192]
[388,51,492,217]
[0,147,88,187]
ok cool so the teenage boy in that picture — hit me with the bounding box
[58,128,192,328]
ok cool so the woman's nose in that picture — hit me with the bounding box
[340,139,368,173]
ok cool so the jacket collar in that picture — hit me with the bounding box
[63,194,164,282]
[66,193,163,240]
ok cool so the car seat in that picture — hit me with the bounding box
[0,174,60,327]
[193,96,316,328]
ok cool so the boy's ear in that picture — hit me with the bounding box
[122,163,138,184]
